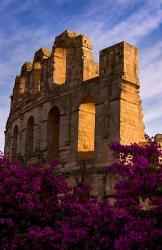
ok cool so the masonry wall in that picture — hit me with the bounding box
[78,102,95,152]
[5,30,145,198]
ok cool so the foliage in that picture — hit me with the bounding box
[108,141,162,249]
[0,141,161,250]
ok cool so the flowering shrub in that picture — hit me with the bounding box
[108,141,162,249]
[0,157,115,249]
[0,141,161,249]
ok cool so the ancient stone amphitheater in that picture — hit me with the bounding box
[5,30,146,198]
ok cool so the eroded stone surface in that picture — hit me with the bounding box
[5,30,146,198]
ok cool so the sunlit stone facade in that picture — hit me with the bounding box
[5,30,145,198]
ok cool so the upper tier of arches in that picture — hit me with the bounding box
[11,30,99,110]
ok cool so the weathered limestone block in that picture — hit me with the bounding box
[11,63,33,108]
[49,30,98,86]
[21,62,33,94]
[31,48,51,94]
[12,76,21,106]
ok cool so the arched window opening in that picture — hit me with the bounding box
[53,45,67,84]
[26,116,34,159]
[19,76,26,95]
[33,61,41,93]
[47,107,60,161]
[78,96,95,155]
[12,125,18,160]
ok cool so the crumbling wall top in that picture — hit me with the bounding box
[34,48,51,61]
[21,62,32,73]
[53,30,92,49]
[10,30,141,111]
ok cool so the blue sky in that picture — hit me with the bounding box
[0,0,162,151]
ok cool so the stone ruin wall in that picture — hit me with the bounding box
[5,30,145,198]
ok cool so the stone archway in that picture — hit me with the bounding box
[26,116,34,160]
[77,96,96,159]
[47,106,60,161]
[12,125,18,160]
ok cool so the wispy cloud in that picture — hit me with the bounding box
[0,28,53,87]
[140,42,162,99]
[0,96,10,152]
[75,0,162,51]
[145,116,162,137]
[0,0,15,11]
[144,92,162,120]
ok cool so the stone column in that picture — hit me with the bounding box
[99,41,145,145]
